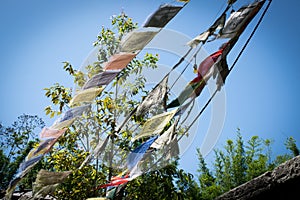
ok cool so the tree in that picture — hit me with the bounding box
[196,129,300,200]
[40,11,196,200]
[0,114,45,193]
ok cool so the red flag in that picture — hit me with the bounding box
[197,49,223,77]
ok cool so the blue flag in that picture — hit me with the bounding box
[127,136,158,170]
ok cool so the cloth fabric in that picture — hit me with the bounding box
[103,52,137,71]
[83,70,120,89]
[135,75,169,117]
[127,136,158,170]
[40,127,67,139]
[143,4,183,28]
[132,109,177,141]
[69,87,103,107]
[218,1,265,38]
[119,29,159,53]
[187,13,226,47]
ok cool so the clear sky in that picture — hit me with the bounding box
[1,0,299,177]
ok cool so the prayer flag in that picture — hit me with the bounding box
[167,75,206,108]
[150,119,178,149]
[177,0,190,2]
[97,177,130,189]
[218,1,265,39]
[136,75,169,117]
[187,13,226,47]
[83,71,119,90]
[26,138,58,160]
[56,104,90,124]
[197,49,223,77]
[103,52,137,71]
[32,170,71,199]
[228,0,237,5]
[132,109,177,141]
[143,4,183,28]
[119,29,159,53]
[127,136,158,170]
[50,118,76,130]
[40,127,67,139]
[69,87,103,107]
[80,135,110,169]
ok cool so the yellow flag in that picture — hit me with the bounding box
[69,87,103,107]
[132,109,178,141]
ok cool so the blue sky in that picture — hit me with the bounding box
[1,0,299,177]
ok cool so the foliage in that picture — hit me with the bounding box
[40,11,195,200]
[196,129,300,200]
[123,162,199,200]
[0,114,45,191]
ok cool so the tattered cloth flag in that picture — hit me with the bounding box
[119,28,159,53]
[228,0,238,5]
[5,155,43,200]
[143,4,184,28]
[167,47,224,108]
[127,136,158,171]
[187,13,226,47]
[32,170,71,199]
[57,104,90,123]
[40,127,67,139]
[150,119,178,150]
[26,137,59,160]
[83,70,120,90]
[80,135,110,169]
[50,118,76,130]
[103,52,137,71]
[177,0,190,2]
[131,109,178,142]
[167,75,206,109]
[218,1,265,39]
[96,175,130,189]
[69,87,103,107]
[135,75,169,117]
[50,104,90,129]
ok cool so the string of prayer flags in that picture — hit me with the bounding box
[69,87,103,107]
[167,44,227,108]
[131,109,178,142]
[83,70,120,90]
[135,75,169,117]
[218,1,265,39]
[103,52,137,71]
[119,28,159,53]
[143,4,184,28]
[5,155,44,199]
[40,127,67,139]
